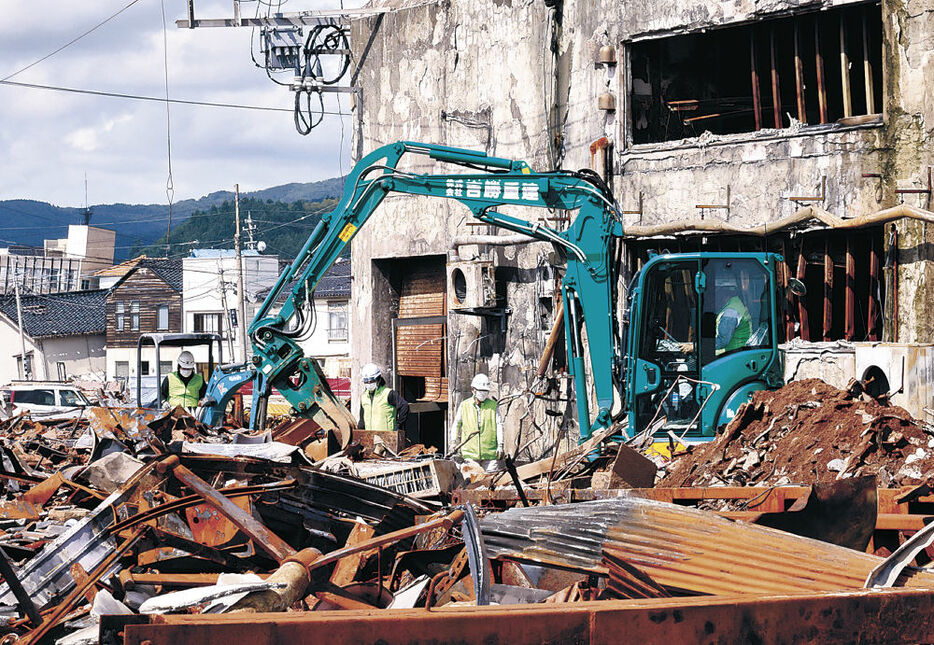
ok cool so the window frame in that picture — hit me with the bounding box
[622,2,884,151]
[157,304,170,331]
[327,300,349,343]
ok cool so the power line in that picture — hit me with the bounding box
[0,210,328,230]
[0,79,353,115]
[0,0,145,83]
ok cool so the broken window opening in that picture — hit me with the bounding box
[625,226,885,343]
[629,2,882,145]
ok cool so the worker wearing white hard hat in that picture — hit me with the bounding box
[450,373,504,464]
[160,350,206,410]
[358,363,409,432]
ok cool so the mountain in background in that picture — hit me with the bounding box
[0,176,345,261]
[139,195,341,260]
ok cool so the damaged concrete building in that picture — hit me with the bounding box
[348,0,934,457]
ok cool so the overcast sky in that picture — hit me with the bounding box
[0,0,363,206]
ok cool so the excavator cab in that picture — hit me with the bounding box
[626,253,783,442]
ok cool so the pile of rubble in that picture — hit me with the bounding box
[2,386,934,643]
[661,378,934,488]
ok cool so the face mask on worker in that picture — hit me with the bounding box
[473,389,488,402]
[179,367,193,378]
[364,381,378,392]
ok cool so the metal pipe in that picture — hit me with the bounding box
[450,234,537,251]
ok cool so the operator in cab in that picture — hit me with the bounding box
[358,363,409,431]
[676,278,752,356]
[713,280,752,355]
[450,373,504,468]
[160,351,206,410]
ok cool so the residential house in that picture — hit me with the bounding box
[0,289,106,383]
[181,250,280,366]
[296,258,351,380]
[251,259,352,381]
[104,259,183,381]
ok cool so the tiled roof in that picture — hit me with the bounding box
[110,258,183,293]
[139,258,183,292]
[255,260,351,303]
[0,289,106,338]
[314,260,351,298]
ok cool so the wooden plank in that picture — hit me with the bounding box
[840,15,852,118]
[862,10,875,114]
[846,237,856,340]
[781,240,795,339]
[796,247,810,341]
[750,29,763,131]
[823,235,833,340]
[794,22,806,122]
[770,26,782,129]
[815,18,828,124]
[868,233,881,341]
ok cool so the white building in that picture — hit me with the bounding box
[252,258,352,380]
[0,224,115,295]
[297,259,351,379]
[182,250,281,365]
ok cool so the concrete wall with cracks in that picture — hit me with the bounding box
[349,0,934,456]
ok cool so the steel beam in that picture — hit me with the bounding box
[121,589,934,645]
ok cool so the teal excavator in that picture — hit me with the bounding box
[199,141,791,448]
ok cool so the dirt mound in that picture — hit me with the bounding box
[660,378,934,488]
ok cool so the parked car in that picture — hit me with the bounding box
[0,382,91,419]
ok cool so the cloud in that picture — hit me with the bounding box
[0,0,365,206]
[65,114,133,151]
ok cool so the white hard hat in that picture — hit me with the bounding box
[361,363,382,383]
[177,351,195,370]
[470,373,491,391]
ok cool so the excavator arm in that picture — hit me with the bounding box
[202,141,624,443]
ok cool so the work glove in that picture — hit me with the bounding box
[161,400,171,411]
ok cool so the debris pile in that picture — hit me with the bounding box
[662,379,934,487]
[0,405,561,644]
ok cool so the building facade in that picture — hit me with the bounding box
[348,0,934,456]
[295,258,352,379]
[0,289,106,383]
[104,259,184,381]
[181,250,281,366]
[0,225,116,295]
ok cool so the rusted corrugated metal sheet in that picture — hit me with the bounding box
[396,324,444,377]
[399,273,446,318]
[480,498,934,596]
[397,268,446,383]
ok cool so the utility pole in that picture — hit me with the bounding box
[218,263,235,359]
[234,185,248,364]
[13,277,29,380]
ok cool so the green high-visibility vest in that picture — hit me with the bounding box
[458,397,498,461]
[361,385,396,431]
[167,372,204,408]
[717,296,752,355]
